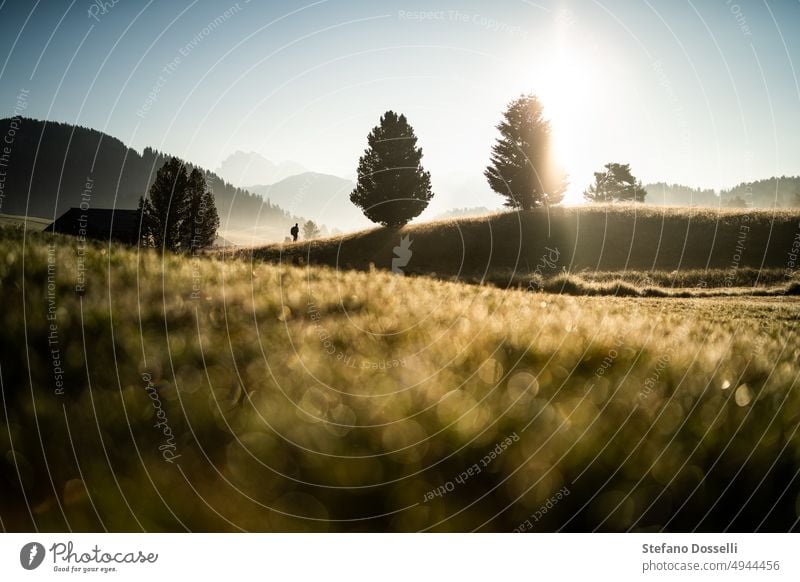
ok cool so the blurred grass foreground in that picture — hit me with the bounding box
[1,225,799,532]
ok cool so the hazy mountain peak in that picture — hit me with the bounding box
[216,150,306,187]
[246,171,370,232]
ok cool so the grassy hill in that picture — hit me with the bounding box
[2,225,799,531]
[243,205,800,291]
[0,213,51,230]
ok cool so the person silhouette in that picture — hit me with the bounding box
[290,223,299,242]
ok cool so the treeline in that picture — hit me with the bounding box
[645,183,719,206]
[0,117,300,227]
[721,176,800,208]
[646,177,800,208]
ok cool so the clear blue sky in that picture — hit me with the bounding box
[1,0,799,209]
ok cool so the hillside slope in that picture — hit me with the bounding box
[0,117,301,236]
[244,205,800,285]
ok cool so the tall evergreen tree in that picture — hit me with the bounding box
[138,160,219,251]
[140,157,189,251]
[584,163,647,203]
[485,94,567,210]
[350,111,433,227]
[182,169,220,252]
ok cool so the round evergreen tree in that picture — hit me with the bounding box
[139,156,189,251]
[350,111,433,227]
[583,163,647,203]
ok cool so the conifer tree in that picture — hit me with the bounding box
[350,111,433,227]
[485,94,566,209]
[182,169,220,251]
[140,157,189,251]
[584,163,646,202]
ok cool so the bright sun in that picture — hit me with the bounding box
[541,62,583,167]
[538,52,598,203]
[534,18,604,203]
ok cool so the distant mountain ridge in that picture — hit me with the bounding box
[0,118,304,239]
[216,150,306,187]
[246,172,370,232]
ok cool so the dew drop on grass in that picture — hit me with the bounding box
[735,384,753,407]
[478,358,503,384]
[507,371,539,402]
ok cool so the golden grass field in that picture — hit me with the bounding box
[1,218,799,531]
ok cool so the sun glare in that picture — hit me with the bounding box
[536,16,603,203]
